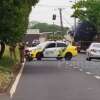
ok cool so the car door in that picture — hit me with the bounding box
[43,43,57,57]
[56,42,67,56]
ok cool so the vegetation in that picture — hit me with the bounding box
[72,0,100,40]
[0,0,39,59]
[30,22,69,40]
[30,22,69,34]
[0,46,20,92]
[74,21,96,41]
[0,0,39,92]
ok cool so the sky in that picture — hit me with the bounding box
[29,0,76,28]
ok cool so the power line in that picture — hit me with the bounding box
[55,15,72,27]
[63,17,73,27]
[36,4,72,8]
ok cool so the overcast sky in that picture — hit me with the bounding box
[29,0,76,28]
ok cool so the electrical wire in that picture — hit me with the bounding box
[36,4,72,8]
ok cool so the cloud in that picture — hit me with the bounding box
[29,0,75,27]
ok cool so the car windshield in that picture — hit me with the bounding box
[36,42,48,49]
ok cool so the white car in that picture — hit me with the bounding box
[86,43,100,61]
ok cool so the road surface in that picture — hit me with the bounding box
[12,58,100,100]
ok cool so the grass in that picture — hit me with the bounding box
[0,46,20,71]
[0,45,20,92]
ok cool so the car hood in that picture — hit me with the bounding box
[25,47,37,51]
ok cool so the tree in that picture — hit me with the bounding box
[74,21,97,49]
[31,22,69,34]
[72,0,100,35]
[75,21,96,41]
[0,0,39,59]
[31,22,69,40]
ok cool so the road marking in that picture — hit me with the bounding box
[64,70,68,72]
[86,72,93,75]
[73,67,79,69]
[79,69,83,71]
[10,62,25,98]
[94,75,100,79]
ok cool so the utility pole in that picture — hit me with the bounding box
[69,0,77,38]
[52,14,56,40]
[59,8,63,34]
[74,0,77,38]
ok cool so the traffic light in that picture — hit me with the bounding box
[52,14,56,20]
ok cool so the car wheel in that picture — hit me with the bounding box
[65,52,72,61]
[78,50,80,53]
[86,57,91,61]
[56,57,62,60]
[36,52,43,61]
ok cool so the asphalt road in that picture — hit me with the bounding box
[12,57,100,100]
[71,54,100,75]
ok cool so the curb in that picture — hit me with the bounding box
[9,62,25,99]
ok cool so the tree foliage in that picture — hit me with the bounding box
[30,22,69,40]
[72,0,100,34]
[75,21,96,41]
[0,0,39,58]
[31,22,69,34]
[0,0,38,45]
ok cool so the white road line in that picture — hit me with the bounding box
[94,75,100,79]
[86,72,93,75]
[79,69,83,71]
[73,67,79,69]
[10,62,25,98]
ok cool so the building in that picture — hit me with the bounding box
[23,29,48,46]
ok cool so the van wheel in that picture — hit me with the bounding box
[65,53,72,61]
[36,52,43,60]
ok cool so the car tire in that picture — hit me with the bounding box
[56,57,62,60]
[36,52,43,61]
[86,57,91,61]
[65,52,72,61]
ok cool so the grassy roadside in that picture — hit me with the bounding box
[0,46,20,93]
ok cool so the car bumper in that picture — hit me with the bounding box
[87,52,100,58]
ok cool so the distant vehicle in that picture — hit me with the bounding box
[86,43,100,61]
[25,41,78,61]
[32,40,40,47]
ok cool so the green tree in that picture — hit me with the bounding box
[31,22,69,40]
[0,0,39,59]
[72,0,100,35]
[31,22,69,34]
